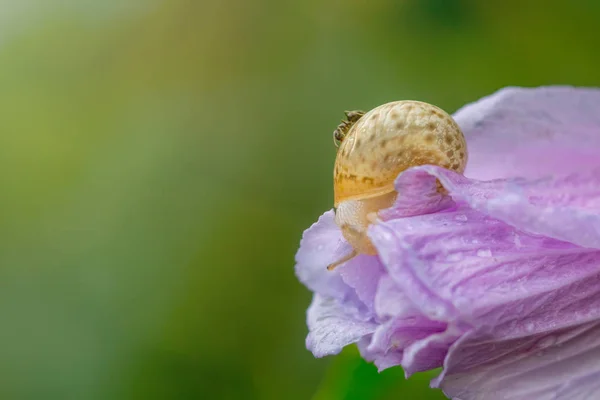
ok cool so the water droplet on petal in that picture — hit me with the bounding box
[513,233,523,248]
[455,214,468,222]
[447,253,463,262]
[525,322,535,332]
[477,249,492,258]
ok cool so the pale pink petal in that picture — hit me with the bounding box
[455,86,600,181]
[306,294,377,357]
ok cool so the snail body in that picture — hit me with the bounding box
[328,101,468,270]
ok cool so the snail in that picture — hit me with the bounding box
[328,101,468,270]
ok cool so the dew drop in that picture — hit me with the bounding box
[525,321,535,332]
[477,249,492,258]
[447,253,463,262]
[513,233,523,248]
[455,214,468,222]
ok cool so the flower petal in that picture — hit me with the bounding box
[455,86,600,181]
[369,166,600,396]
[402,327,462,376]
[374,275,416,319]
[295,210,355,301]
[374,167,600,325]
[437,321,600,400]
[295,210,385,318]
[306,294,377,357]
[385,165,600,249]
[338,254,385,312]
[297,86,600,399]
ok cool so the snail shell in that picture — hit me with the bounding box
[329,100,468,270]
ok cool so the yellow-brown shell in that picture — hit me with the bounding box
[333,101,467,207]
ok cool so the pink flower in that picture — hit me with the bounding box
[295,87,600,399]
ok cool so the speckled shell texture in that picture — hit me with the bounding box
[333,101,467,207]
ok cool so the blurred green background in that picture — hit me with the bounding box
[1,1,599,399]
